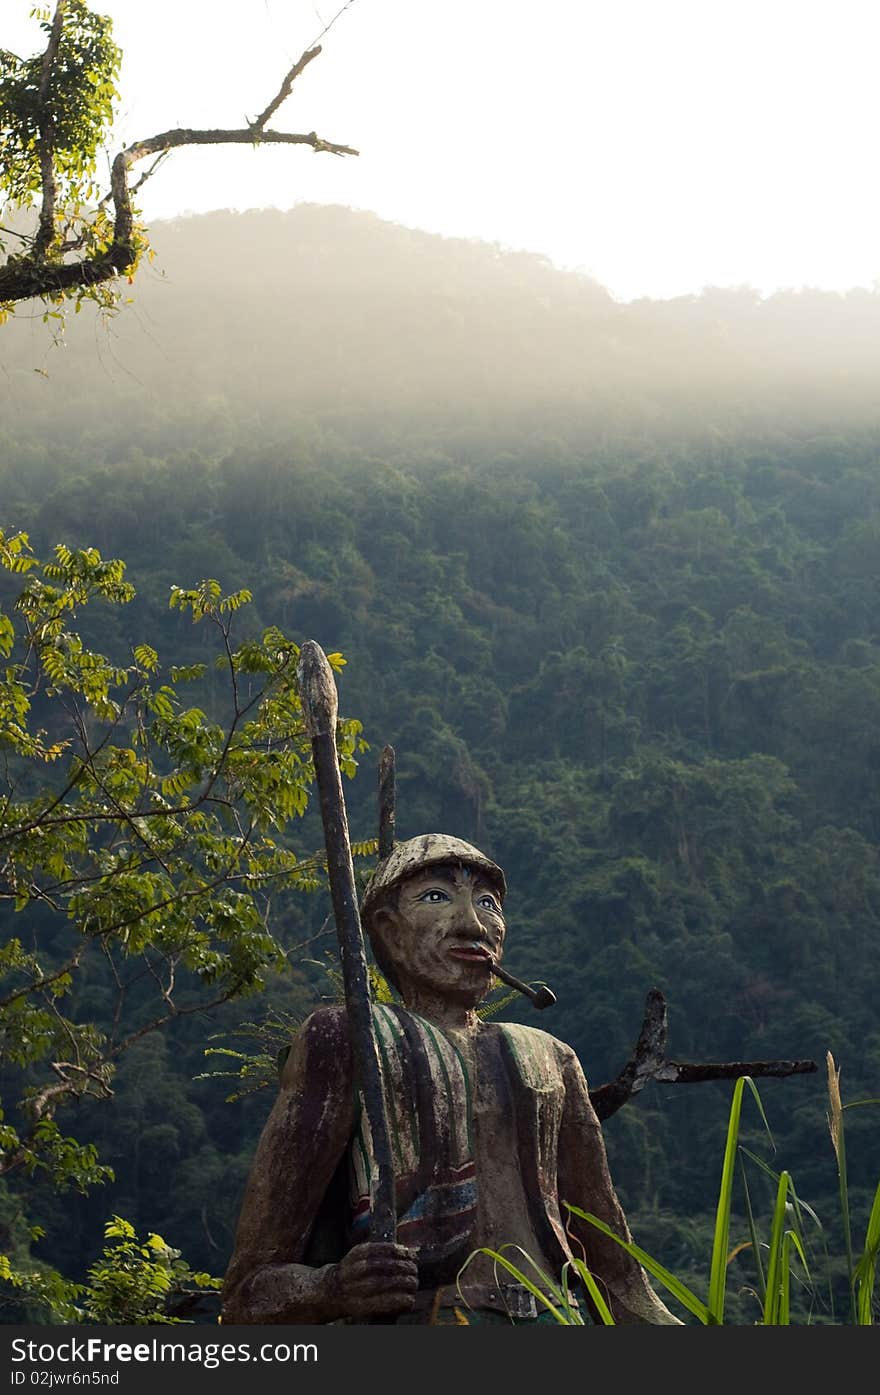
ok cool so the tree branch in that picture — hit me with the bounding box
[0,37,358,307]
[33,1,67,259]
[589,988,818,1122]
[120,124,358,166]
[110,988,237,1059]
[0,946,84,1011]
[250,45,323,131]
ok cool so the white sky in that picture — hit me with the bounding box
[6,0,880,301]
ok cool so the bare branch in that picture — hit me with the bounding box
[0,799,228,843]
[71,704,174,880]
[0,947,84,1011]
[110,989,237,1059]
[102,937,127,1033]
[589,988,818,1122]
[286,913,335,957]
[23,1059,112,1127]
[308,1,359,50]
[128,149,171,199]
[250,45,323,131]
[0,1055,114,1177]
[655,1058,819,1084]
[121,124,358,166]
[141,946,176,1013]
[0,223,36,244]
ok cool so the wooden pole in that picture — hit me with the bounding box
[378,744,396,860]
[296,640,396,1242]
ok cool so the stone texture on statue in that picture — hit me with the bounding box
[221,834,683,1325]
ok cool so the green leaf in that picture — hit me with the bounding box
[762,1171,791,1325]
[854,1177,880,1325]
[133,644,158,672]
[565,1205,711,1323]
[708,1074,747,1323]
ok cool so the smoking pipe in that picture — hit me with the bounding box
[473,944,557,1010]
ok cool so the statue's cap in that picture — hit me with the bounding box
[360,833,506,918]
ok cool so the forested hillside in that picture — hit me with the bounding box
[2,205,879,1321]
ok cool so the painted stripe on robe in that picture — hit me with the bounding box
[348,1004,476,1270]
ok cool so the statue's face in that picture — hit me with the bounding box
[372,861,506,1006]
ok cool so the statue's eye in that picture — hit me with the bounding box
[477,893,501,913]
[419,888,450,904]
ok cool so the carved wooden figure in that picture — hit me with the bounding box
[221,831,683,1325]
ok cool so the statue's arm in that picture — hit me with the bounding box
[221,1005,418,1325]
[221,1006,357,1324]
[556,1045,683,1325]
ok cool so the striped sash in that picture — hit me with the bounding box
[348,1004,477,1274]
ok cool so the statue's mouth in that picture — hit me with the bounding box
[448,941,494,963]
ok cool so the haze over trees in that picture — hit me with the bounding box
[2,205,880,1322]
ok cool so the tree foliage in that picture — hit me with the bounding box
[1,3,120,208]
[0,528,372,1311]
[1,1214,221,1323]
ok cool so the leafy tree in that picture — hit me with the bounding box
[0,2,357,313]
[1,1215,220,1324]
[0,528,373,1306]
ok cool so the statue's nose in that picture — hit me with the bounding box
[453,895,482,930]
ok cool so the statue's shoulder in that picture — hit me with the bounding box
[278,1004,353,1087]
[301,1002,350,1040]
[490,1020,578,1082]
[492,1019,572,1051]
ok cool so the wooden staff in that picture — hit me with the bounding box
[378,744,396,860]
[296,640,396,1242]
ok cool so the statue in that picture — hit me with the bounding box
[221,830,683,1326]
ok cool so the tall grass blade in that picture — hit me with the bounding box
[568,1258,614,1325]
[826,1052,857,1323]
[786,1229,811,1324]
[740,1144,837,1321]
[457,1246,570,1324]
[708,1074,746,1324]
[853,1177,880,1325]
[779,1231,792,1325]
[763,1170,790,1325]
[783,1179,820,1320]
[566,1205,712,1323]
[738,1147,823,1230]
[739,1154,766,1303]
[557,1260,588,1325]
[742,1074,776,1149]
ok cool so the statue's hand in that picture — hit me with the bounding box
[327,1241,419,1319]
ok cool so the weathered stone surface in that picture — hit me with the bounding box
[361,833,507,917]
